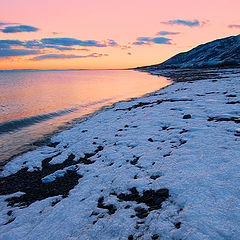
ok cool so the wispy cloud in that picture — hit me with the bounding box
[133,37,171,45]
[228,24,240,28]
[162,19,200,27]
[31,53,106,60]
[0,37,116,60]
[41,38,107,47]
[0,39,40,57]
[0,22,18,26]
[24,40,75,50]
[157,31,180,36]
[107,39,118,46]
[0,40,24,47]
[0,49,40,58]
[1,25,39,33]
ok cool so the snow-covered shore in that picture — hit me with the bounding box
[0,69,240,240]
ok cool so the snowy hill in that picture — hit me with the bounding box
[137,34,240,70]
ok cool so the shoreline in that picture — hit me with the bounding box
[0,69,171,165]
[0,80,172,167]
[0,69,240,239]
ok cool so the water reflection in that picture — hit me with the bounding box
[0,70,171,162]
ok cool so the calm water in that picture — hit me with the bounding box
[0,70,171,162]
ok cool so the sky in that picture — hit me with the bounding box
[0,0,240,70]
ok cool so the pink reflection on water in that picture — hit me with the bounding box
[0,70,171,162]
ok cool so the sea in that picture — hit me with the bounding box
[0,70,171,163]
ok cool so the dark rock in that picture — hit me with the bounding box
[226,94,237,97]
[152,234,159,240]
[0,146,104,207]
[47,142,60,148]
[148,138,154,142]
[179,139,187,146]
[116,99,192,111]
[130,156,140,165]
[128,235,134,240]
[90,211,99,216]
[134,207,149,219]
[150,175,160,180]
[4,217,16,225]
[208,116,240,123]
[183,114,191,119]
[163,153,171,157]
[51,199,61,207]
[175,222,181,229]
[179,129,188,134]
[7,210,12,216]
[226,101,240,104]
[117,187,169,211]
[5,170,81,207]
[97,197,117,215]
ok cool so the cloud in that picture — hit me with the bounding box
[41,38,106,47]
[0,40,24,48]
[157,31,180,36]
[162,19,200,27]
[108,39,118,46]
[133,41,145,45]
[0,37,112,57]
[0,48,40,58]
[0,39,40,58]
[78,48,90,51]
[128,52,132,55]
[0,22,18,26]
[31,53,105,60]
[133,37,171,45]
[228,24,240,28]
[24,40,75,50]
[1,25,39,33]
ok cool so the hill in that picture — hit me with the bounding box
[136,34,240,70]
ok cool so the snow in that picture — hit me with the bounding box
[42,165,77,183]
[0,69,240,240]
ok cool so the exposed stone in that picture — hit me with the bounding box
[183,114,191,119]
[175,222,181,229]
[97,197,117,215]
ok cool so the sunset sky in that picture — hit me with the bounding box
[0,0,240,70]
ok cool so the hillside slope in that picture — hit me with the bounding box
[137,34,240,70]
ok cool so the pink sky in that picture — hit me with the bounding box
[0,0,240,69]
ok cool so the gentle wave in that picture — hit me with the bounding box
[0,108,79,135]
[0,98,116,135]
[0,97,116,135]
